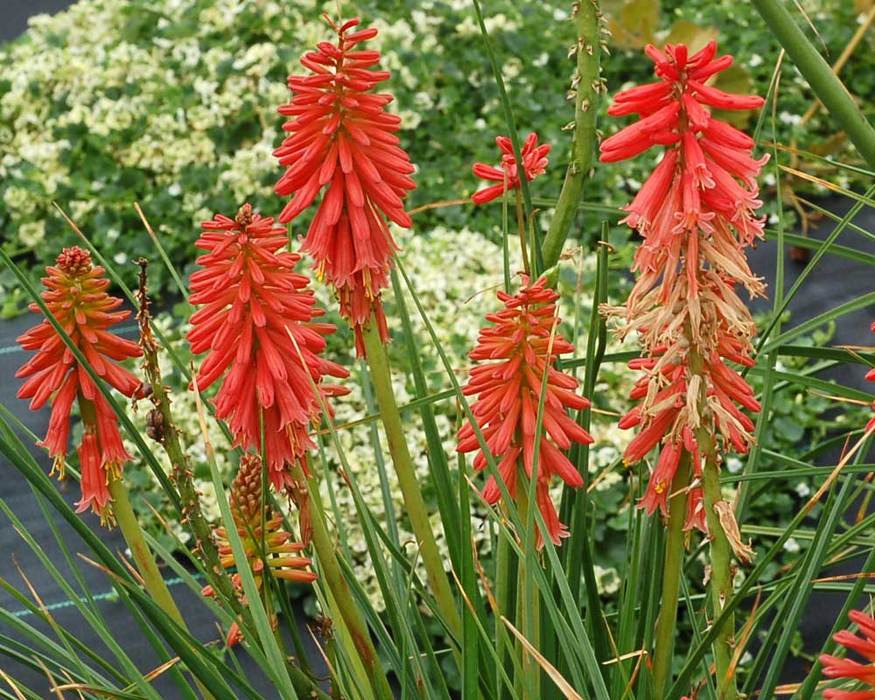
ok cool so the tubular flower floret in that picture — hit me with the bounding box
[457,276,592,547]
[202,454,316,646]
[188,204,349,489]
[600,41,766,531]
[274,16,416,355]
[471,132,551,205]
[819,609,875,699]
[16,247,144,521]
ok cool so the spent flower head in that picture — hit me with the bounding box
[600,41,766,532]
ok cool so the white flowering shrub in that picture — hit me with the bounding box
[2,0,870,317]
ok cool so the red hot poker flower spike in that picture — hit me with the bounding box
[188,204,349,489]
[600,41,766,533]
[16,247,143,520]
[274,16,416,356]
[202,454,316,646]
[819,609,875,699]
[457,276,592,547]
[471,132,551,205]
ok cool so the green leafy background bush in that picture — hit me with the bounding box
[1,0,873,313]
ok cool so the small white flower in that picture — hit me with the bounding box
[18,221,46,247]
[726,456,743,474]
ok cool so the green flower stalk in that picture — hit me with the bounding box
[272,16,461,637]
[542,0,604,270]
[751,0,875,169]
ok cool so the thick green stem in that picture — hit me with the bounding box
[295,463,393,700]
[688,343,738,699]
[650,454,691,699]
[107,475,186,626]
[541,0,602,270]
[751,0,875,169]
[361,318,461,637]
[700,449,738,700]
[514,475,540,699]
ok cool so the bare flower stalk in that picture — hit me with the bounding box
[700,440,738,699]
[134,259,245,608]
[650,454,691,698]
[361,319,462,637]
[541,0,603,270]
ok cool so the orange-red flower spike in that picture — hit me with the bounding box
[188,204,348,489]
[274,16,416,355]
[457,276,592,548]
[16,247,144,521]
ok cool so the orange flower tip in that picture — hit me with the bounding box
[56,246,93,276]
[618,413,641,430]
[235,203,254,226]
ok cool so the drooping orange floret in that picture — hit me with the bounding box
[188,204,348,489]
[16,247,143,520]
[457,276,592,547]
[274,16,416,355]
[470,132,551,205]
[820,609,875,699]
